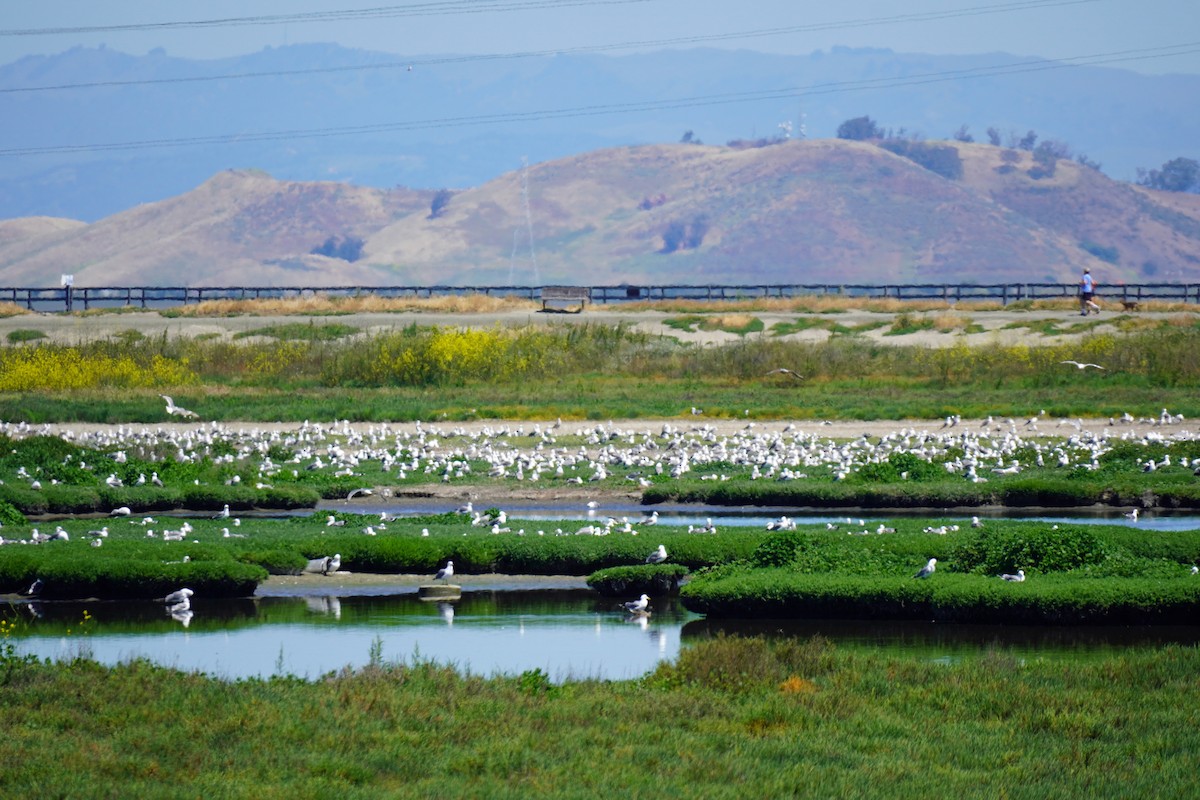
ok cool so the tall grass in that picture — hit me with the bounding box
[2,324,1200,419]
[161,293,540,317]
[0,638,1196,797]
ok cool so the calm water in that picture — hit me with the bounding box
[13,506,1199,679]
[13,589,1199,681]
[317,500,1200,532]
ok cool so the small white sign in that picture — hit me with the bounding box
[61,274,74,287]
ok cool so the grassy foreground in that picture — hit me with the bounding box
[1,637,1197,798]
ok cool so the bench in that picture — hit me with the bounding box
[540,286,590,313]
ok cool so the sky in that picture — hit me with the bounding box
[2,0,1198,75]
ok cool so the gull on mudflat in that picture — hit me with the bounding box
[346,488,373,500]
[323,554,341,575]
[913,558,937,579]
[110,506,132,516]
[160,394,199,418]
[623,594,650,614]
[213,504,230,519]
[435,560,454,584]
[1124,508,1140,522]
[645,544,668,564]
[1000,570,1026,582]
[1060,360,1105,370]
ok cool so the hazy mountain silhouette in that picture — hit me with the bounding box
[1,43,1197,221]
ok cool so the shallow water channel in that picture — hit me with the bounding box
[11,507,1200,680]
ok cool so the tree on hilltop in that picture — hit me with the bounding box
[1137,157,1199,193]
[836,116,881,141]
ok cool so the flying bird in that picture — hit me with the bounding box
[434,560,454,584]
[913,558,937,579]
[1060,360,1105,370]
[765,368,803,381]
[645,544,668,564]
[160,394,199,418]
[623,594,650,614]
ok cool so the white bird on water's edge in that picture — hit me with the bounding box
[645,544,668,564]
[164,587,193,606]
[913,558,937,579]
[435,560,454,584]
[623,594,650,614]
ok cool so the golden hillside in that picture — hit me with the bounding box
[1,140,1196,287]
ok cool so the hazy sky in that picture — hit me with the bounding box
[2,0,1198,74]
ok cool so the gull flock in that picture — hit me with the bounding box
[2,412,1198,617]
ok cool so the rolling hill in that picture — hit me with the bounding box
[1,138,1197,287]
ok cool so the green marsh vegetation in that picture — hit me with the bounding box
[2,321,1200,421]
[0,635,1197,797]
[682,521,1200,623]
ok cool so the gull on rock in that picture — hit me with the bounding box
[435,560,454,584]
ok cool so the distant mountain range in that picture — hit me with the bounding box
[2,139,1197,287]
[1,43,1198,222]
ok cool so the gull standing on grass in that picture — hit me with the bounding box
[645,544,668,564]
[913,558,937,579]
[1000,570,1026,582]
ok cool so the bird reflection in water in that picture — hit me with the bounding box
[437,602,455,627]
[304,596,342,619]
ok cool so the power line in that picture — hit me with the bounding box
[2,40,1196,158]
[0,0,653,36]
[2,0,1102,94]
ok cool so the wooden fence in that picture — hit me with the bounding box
[2,283,1199,313]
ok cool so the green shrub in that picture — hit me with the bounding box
[239,549,308,575]
[0,499,26,527]
[953,524,1109,574]
[648,633,836,691]
[586,564,690,596]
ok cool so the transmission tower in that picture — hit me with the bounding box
[520,157,540,285]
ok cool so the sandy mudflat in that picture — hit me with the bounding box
[258,572,589,596]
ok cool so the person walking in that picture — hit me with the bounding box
[1079,269,1100,315]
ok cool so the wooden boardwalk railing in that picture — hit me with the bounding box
[1,283,1198,313]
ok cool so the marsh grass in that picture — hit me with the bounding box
[0,302,31,317]
[663,314,763,335]
[622,296,1015,314]
[769,317,888,336]
[5,329,46,343]
[3,325,1200,420]
[233,322,360,341]
[0,639,1196,797]
[160,293,540,317]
